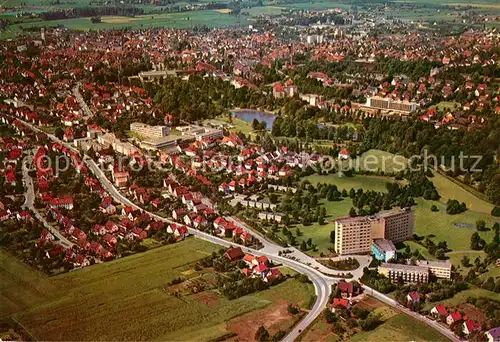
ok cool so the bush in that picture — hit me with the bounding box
[492,206,500,217]
[287,304,299,315]
[255,326,269,342]
[430,204,439,212]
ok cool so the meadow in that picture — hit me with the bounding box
[2,239,314,340]
[351,313,449,342]
[305,173,394,193]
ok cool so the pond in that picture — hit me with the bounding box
[231,109,277,131]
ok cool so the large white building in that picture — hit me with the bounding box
[334,208,414,255]
[130,122,170,138]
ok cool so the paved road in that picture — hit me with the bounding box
[226,216,371,279]
[22,151,74,248]
[362,285,460,342]
[11,116,457,342]
[73,82,93,118]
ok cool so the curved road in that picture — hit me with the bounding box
[11,116,457,342]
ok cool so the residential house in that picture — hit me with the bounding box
[463,320,482,336]
[431,304,448,319]
[447,312,463,326]
[224,247,244,261]
[485,327,500,342]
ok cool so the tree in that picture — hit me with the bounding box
[470,232,485,250]
[485,175,500,205]
[300,241,307,251]
[461,255,470,267]
[54,127,64,140]
[492,206,500,217]
[476,220,486,231]
[330,230,335,243]
[323,308,337,323]
[252,118,260,131]
[349,207,357,217]
[430,204,439,212]
[255,326,269,342]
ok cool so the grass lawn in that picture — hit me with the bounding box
[431,172,494,215]
[435,101,461,111]
[305,174,393,193]
[397,240,437,261]
[5,239,314,341]
[413,198,497,251]
[351,313,449,342]
[353,149,408,174]
[423,288,500,310]
[0,251,59,317]
[277,198,352,256]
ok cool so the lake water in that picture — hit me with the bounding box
[232,109,277,131]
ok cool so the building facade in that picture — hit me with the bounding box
[379,207,414,243]
[366,96,418,113]
[378,263,429,284]
[417,260,452,279]
[335,216,372,255]
[372,238,397,262]
[334,208,414,255]
[130,122,170,138]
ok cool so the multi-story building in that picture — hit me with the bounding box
[334,208,414,255]
[130,122,170,138]
[372,238,397,262]
[378,263,429,284]
[366,96,418,113]
[417,260,452,279]
[379,207,414,243]
[334,216,373,255]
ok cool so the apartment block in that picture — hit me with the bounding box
[334,208,414,255]
[417,260,452,279]
[378,263,429,284]
[366,96,418,113]
[335,216,372,255]
[379,207,414,243]
[130,122,170,138]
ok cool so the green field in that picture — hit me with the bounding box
[431,172,494,215]
[354,149,408,174]
[351,313,449,342]
[0,251,59,317]
[281,198,353,256]
[305,174,394,193]
[423,287,500,310]
[413,198,497,251]
[4,10,249,36]
[2,239,314,340]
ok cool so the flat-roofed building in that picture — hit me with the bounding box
[130,122,170,138]
[366,96,418,113]
[335,216,372,255]
[379,207,414,243]
[417,260,452,279]
[378,263,429,284]
[372,238,397,262]
[137,136,182,151]
[334,208,414,255]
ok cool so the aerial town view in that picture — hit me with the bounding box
[0,0,499,341]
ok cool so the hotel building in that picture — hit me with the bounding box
[334,208,414,255]
[417,260,452,279]
[130,122,170,138]
[366,96,418,113]
[378,263,429,284]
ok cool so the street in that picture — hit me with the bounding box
[14,116,456,342]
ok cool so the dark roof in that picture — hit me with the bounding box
[224,247,244,261]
